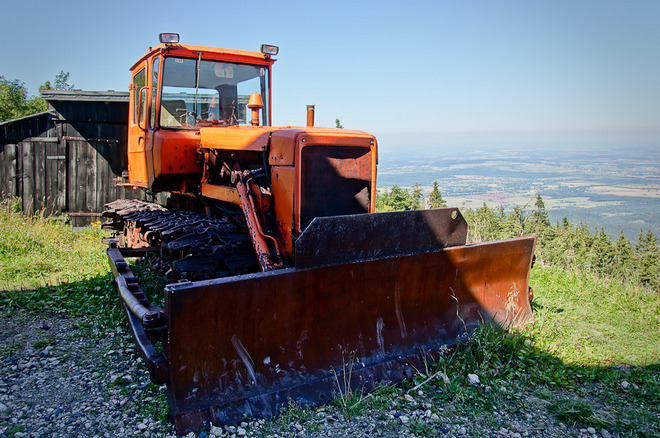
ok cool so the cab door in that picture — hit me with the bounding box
[127,62,149,187]
[146,56,160,184]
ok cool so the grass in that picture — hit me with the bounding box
[528,265,660,366]
[1,199,658,437]
[0,198,109,292]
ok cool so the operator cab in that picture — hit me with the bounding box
[127,34,277,189]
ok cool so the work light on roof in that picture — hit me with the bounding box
[261,44,279,56]
[159,33,180,44]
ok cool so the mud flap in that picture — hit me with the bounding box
[163,210,536,433]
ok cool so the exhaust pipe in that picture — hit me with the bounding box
[306,105,315,127]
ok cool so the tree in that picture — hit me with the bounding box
[335,118,344,129]
[427,181,447,209]
[40,70,74,92]
[410,183,423,210]
[588,228,615,272]
[612,231,634,278]
[635,230,660,288]
[0,76,47,122]
[531,194,550,227]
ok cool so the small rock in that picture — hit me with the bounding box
[467,374,480,385]
[136,423,148,431]
[457,426,467,435]
[431,413,439,421]
[400,415,409,424]
[587,427,596,434]
[209,425,223,436]
[512,433,521,438]
[621,381,630,389]
[404,394,414,402]
[601,429,612,438]
[237,427,247,436]
[0,403,7,413]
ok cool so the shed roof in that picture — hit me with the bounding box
[41,90,129,102]
[0,109,56,127]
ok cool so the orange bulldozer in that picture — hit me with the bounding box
[103,34,536,435]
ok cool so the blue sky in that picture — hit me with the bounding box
[2,0,659,150]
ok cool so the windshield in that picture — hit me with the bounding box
[159,56,269,128]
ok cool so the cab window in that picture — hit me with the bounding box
[132,68,146,125]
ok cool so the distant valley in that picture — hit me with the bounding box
[376,145,660,241]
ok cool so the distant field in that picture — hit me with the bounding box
[377,145,660,241]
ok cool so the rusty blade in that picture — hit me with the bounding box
[295,208,468,268]
[164,236,536,434]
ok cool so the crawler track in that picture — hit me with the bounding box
[103,199,258,282]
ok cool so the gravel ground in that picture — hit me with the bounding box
[0,311,622,438]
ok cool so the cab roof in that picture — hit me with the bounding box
[130,43,276,72]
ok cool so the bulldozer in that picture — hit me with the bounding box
[103,34,536,435]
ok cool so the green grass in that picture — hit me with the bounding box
[0,198,109,291]
[528,265,660,366]
[0,199,125,330]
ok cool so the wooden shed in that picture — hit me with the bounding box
[0,90,156,225]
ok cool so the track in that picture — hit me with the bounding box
[102,199,258,282]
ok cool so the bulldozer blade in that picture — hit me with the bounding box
[164,230,536,433]
[295,208,468,268]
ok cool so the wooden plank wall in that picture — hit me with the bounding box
[0,101,157,225]
[0,138,148,219]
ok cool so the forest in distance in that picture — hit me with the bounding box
[376,144,660,242]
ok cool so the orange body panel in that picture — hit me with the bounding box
[270,166,296,258]
[152,130,202,180]
[200,126,272,152]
